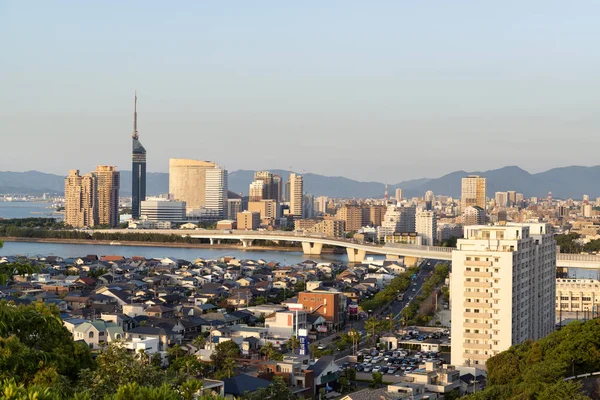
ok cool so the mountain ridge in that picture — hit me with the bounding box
[0,165,597,199]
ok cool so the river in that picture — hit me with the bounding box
[0,240,360,265]
[0,202,62,219]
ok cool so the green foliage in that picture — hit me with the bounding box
[466,319,600,399]
[0,301,93,384]
[555,233,582,254]
[370,371,383,388]
[242,376,293,400]
[360,267,418,311]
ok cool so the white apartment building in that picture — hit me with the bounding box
[377,205,416,240]
[264,310,308,339]
[556,278,600,315]
[437,223,463,243]
[416,210,437,246]
[205,168,228,218]
[451,223,556,368]
[140,198,186,222]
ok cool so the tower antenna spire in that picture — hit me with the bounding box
[132,90,138,139]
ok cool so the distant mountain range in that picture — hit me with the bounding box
[0,165,598,199]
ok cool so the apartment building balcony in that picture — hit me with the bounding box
[463,312,492,319]
[464,281,492,288]
[463,302,492,309]
[464,292,492,298]
[463,352,490,360]
[464,332,491,340]
[463,322,492,329]
[464,260,492,267]
[464,271,492,278]
[464,343,491,350]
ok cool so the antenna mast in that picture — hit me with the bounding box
[132,90,139,139]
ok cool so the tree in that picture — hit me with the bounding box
[260,342,283,361]
[0,301,93,384]
[76,343,165,399]
[213,358,237,380]
[370,371,383,388]
[0,262,40,285]
[288,335,300,355]
[242,376,293,400]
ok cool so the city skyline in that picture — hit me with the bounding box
[2,2,600,182]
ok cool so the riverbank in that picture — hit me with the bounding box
[0,236,342,254]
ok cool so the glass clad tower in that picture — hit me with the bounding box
[132,92,146,219]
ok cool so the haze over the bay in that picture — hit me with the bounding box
[1,1,599,181]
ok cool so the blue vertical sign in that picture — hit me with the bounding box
[298,328,309,355]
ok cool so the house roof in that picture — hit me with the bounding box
[307,355,335,377]
[342,388,393,400]
[222,374,271,395]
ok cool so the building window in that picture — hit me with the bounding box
[583,297,592,302]
[89,332,94,339]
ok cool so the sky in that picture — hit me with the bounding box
[1,1,599,183]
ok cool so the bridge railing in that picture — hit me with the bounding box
[383,243,455,253]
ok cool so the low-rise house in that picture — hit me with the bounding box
[73,320,124,349]
[404,362,460,396]
[265,310,307,340]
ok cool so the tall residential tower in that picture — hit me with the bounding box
[131,92,147,219]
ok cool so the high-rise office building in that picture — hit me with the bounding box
[337,204,364,232]
[451,223,556,367]
[462,206,485,226]
[94,165,120,227]
[461,175,486,210]
[131,92,146,219]
[507,191,517,207]
[227,198,243,220]
[249,180,265,202]
[416,210,437,246]
[314,196,328,214]
[395,188,403,203]
[424,190,435,211]
[368,204,387,227]
[303,194,314,218]
[289,173,304,217]
[140,199,186,222]
[205,168,228,218]
[169,158,218,212]
[65,170,97,228]
[494,192,508,208]
[273,174,282,203]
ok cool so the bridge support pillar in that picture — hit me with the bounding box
[241,239,254,248]
[404,256,418,267]
[302,242,323,256]
[210,238,214,245]
[346,248,367,263]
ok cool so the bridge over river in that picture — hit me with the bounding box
[87,229,600,270]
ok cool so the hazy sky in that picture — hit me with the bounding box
[1,1,599,183]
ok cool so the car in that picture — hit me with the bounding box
[363,365,372,372]
[372,366,381,372]
[412,288,416,292]
[383,355,390,362]
[370,349,379,356]
[387,367,397,374]
[380,366,388,374]
[355,364,364,372]
[364,355,372,361]
[405,366,414,372]
[317,344,326,350]
[417,336,424,341]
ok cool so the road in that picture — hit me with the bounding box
[390,259,439,321]
[311,258,443,352]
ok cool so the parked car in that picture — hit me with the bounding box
[388,367,397,374]
[363,365,372,373]
[372,366,381,372]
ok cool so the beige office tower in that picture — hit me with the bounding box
[395,188,403,202]
[249,180,265,202]
[64,170,97,228]
[289,173,304,217]
[461,175,486,210]
[94,166,120,227]
[451,223,556,368]
[169,158,218,212]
